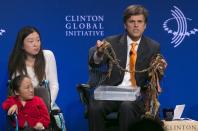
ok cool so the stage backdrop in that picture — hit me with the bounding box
[0,0,198,130]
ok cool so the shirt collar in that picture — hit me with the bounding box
[127,35,141,46]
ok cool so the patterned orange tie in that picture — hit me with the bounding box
[129,42,137,87]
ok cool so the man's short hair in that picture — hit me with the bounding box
[123,5,148,23]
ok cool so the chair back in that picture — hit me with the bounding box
[34,81,51,111]
[34,86,51,111]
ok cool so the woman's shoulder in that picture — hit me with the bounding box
[43,50,55,59]
[43,50,54,56]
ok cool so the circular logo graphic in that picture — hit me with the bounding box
[0,28,6,37]
[163,6,198,47]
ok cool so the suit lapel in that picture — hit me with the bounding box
[118,35,128,68]
[136,36,147,68]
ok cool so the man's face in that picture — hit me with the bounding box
[124,14,146,41]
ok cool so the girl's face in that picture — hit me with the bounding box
[23,31,41,56]
[16,77,34,101]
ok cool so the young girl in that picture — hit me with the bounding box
[2,75,50,130]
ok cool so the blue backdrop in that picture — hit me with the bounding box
[1,0,198,130]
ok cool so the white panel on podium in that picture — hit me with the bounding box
[94,86,140,101]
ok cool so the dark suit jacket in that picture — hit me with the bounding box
[89,34,160,88]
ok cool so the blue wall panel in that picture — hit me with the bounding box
[1,0,198,130]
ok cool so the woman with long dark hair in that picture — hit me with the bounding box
[8,26,59,108]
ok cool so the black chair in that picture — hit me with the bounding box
[77,83,119,131]
[76,45,120,130]
[35,80,66,131]
[6,113,18,131]
[34,86,51,112]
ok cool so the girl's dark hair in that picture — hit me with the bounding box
[8,26,46,84]
[10,75,29,92]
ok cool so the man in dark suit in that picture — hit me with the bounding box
[88,5,161,131]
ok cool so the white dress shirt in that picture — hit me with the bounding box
[117,36,141,97]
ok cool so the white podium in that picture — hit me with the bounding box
[164,120,198,131]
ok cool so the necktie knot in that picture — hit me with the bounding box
[130,42,137,56]
[131,42,137,50]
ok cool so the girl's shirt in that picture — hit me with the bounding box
[2,96,50,128]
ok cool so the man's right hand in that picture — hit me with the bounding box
[96,40,104,48]
[96,40,107,57]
